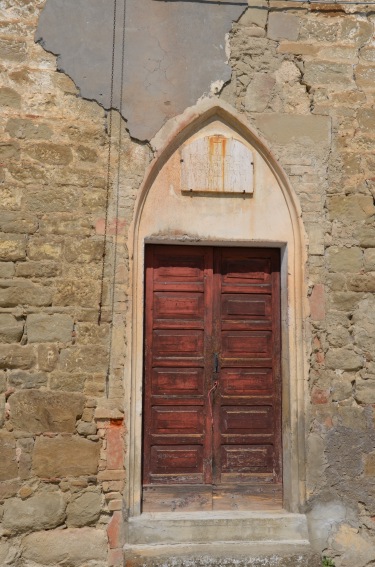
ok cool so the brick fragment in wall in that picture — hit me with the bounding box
[107,511,124,549]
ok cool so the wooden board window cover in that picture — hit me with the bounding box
[143,245,282,512]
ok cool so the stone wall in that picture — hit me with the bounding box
[0,0,374,566]
[221,4,375,565]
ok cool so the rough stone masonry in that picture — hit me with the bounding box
[0,0,375,566]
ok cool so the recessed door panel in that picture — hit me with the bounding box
[220,368,273,395]
[152,368,204,396]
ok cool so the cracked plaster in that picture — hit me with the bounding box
[36,0,246,140]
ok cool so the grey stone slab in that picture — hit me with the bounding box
[36,0,245,140]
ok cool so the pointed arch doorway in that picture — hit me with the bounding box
[125,101,308,518]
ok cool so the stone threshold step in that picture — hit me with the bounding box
[126,512,310,546]
[124,542,322,567]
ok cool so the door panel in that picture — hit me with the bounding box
[143,245,281,512]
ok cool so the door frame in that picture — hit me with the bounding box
[124,100,308,518]
[141,245,283,511]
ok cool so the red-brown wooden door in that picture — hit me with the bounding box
[142,245,281,512]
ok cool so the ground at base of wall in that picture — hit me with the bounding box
[124,544,322,567]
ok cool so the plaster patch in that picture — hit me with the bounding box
[36,0,245,140]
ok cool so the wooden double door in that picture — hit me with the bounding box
[142,245,282,512]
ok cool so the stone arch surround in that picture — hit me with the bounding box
[124,99,309,519]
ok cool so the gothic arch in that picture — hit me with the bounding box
[125,99,308,516]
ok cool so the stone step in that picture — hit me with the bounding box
[126,511,310,546]
[123,542,322,567]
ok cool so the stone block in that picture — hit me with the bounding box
[5,118,52,140]
[240,1,268,28]
[326,347,363,371]
[0,480,21,502]
[357,108,375,132]
[32,436,100,477]
[309,284,325,321]
[327,196,374,222]
[54,280,100,307]
[28,236,63,260]
[355,64,375,90]
[0,87,21,108]
[339,18,373,47]
[357,222,375,248]
[8,370,48,389]
[267,13,299,41]
[278,42,319,56]
[328,247,362,273]
[306,223,324,255]
[66,490,101,527]
[255,114,331,146]
[0,372,5,393]
[318,45,357,61]
[59,345,108,373]
[364,452,375,476]
[39,216,92,237]
[0,262,15,278]
[15,261,60,277]
[27,313,73,343]
[0,314,24,343]
[76,420,97,436]
[244,73,275,113]
[348,274,375,293]
[25,143,73,165]
[0,143,20,161]
[364,249,375,271]
[330,373,354,402]
[355,380,375,404]
[0,393,4,428]
[0,345,36,370]
[0,212,38,234]
[76,145,98,162]
[0,432,18,481]
[2,491,66,534]
[21,527,107,565]
[22,187,78,213]
[64,239,103,263]
[0,280,53,307]
[330,524,375,567]
[37,344,59,371]
[50,372,86,392]
[304,62,354,87]
[0,540,17,566]
[9,390,84,433]
[0,234,26,261]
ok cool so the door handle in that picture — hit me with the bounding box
[213,352,219,374]
[208,380,218,426]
